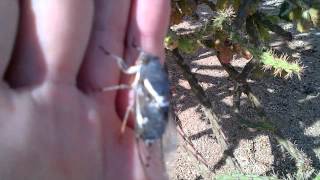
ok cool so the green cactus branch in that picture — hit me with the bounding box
[257,49,303,79]
[229,32,303,78]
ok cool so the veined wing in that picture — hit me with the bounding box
[161,110,177,179]
[135,109,177,180]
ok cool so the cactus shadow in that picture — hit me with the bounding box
[167,32,320,177]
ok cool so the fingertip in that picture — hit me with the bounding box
[126,0,171,62]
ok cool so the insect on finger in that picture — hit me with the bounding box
[99,45,170,143]
[99,44,171,177]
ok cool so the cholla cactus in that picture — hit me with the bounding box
[167,0,315,78]
[279,0,320,32]
[212,6,236,30]
[167,0,319,178]
[259,49,303,79]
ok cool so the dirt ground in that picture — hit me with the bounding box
[167,1,320,180]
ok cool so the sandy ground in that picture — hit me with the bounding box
[167,2,320,179]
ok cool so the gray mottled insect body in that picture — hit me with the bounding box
[100,46,175,179]
[99,46,170,144]
[134,53,170,144]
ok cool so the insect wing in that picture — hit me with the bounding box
[134,54,175,179]
[142,58,176,177]
[135,113,177,180]
[160,110,177,179]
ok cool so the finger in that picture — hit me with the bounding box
[78,0,132,93]
[0,0,19,79]
[115,0,171,127]
[6,0,93,87]
[99,119,146,179]
[126,0,171,62]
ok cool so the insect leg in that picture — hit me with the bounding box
[100,82,134,134]
[99,46,140,74]
[102,84,131,91]
[120,103,134,134]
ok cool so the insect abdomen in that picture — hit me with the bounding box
[136,100,169,142]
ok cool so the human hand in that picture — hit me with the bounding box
[0,0,170,179]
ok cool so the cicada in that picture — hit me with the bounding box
[99,46,176,179]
